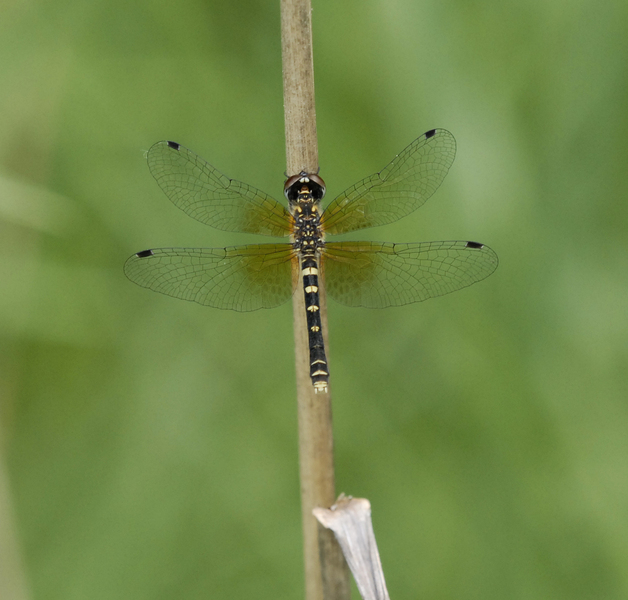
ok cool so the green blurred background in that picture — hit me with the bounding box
[1,0,627,598]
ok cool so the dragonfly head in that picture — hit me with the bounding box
[284,171,326,204]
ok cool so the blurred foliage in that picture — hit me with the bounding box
[1,0,627,599]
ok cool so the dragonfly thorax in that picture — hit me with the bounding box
[285,172,326,252]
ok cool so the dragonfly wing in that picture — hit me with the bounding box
[124,244,297,311]
[321,129,456,235]
[147,141,293,237]
[323,241,498,308]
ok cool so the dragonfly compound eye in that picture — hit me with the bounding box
[284,172,326,201]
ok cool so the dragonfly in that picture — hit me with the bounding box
[124,129,498,393]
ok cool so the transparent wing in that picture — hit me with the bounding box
[124,244,297,311]
[147,141,293,237]
[320,129,456,235]
[322,240,498,308]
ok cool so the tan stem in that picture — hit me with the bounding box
[280,1,350,599]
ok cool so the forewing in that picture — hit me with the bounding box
[323,241,498,308]
[124,244,297,311]
[321,129,456,235]
[147,141,293,237]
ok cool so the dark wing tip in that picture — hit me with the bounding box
[425,129,437,139]
[465,241,484,249]
[136,249,154,258]
[166,141,181,150]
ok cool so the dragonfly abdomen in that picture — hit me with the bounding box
[301,254,329,393]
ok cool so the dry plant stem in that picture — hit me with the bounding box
[281,1,350,600]
[281,0,318,175]
[314,496,390,600]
